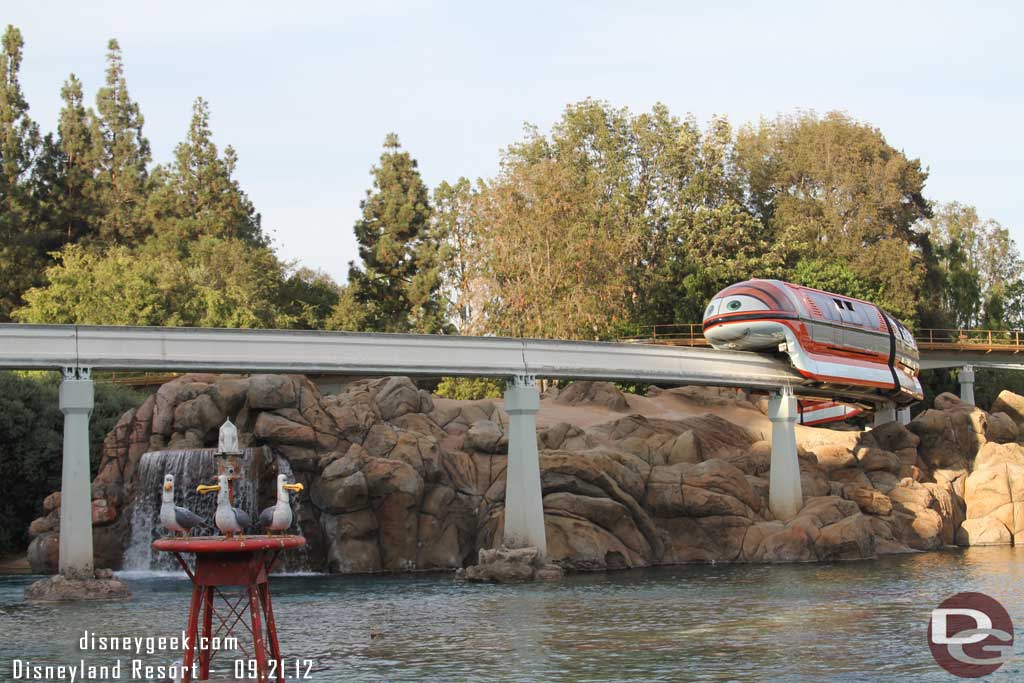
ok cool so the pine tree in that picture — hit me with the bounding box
[94,38,150,243]
[57,74,101,243]
[30,74,102,253]
[335,134,447,333]
[146,97,264,247]
[0,25,42,320]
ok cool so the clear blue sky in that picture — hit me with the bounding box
[8,1,1022,283]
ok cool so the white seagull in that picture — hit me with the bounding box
[160,474,204,539]
[197,474,252,539]
[258,474,304,536]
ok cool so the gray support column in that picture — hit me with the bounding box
[898,407,911,426]
[503,375,547,556]
[768,387,802,521]
[58,367,95,578]
[874,402,896,427]
[959,365,976,406]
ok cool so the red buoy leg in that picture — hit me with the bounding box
[199,586,214,679]
[248,585,269,682]
[182,584,202,683]
[259,583,284,683]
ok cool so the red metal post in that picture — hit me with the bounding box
[182,584,202,683]
[199,586,214,679]
[260,582,285,683]
[249,584,269,682]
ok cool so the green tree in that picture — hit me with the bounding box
[14,238,297,328]
[94,38,151,243]
[277,266,340,330]
[919,202,1023,328]
[337,134,447,333]
[734,111,933,322]
[28,74,102,260]
[433,177,481,333]
[0,25,42,321]
[146,97,265,247]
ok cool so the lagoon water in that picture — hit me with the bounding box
[1,547,1022,682]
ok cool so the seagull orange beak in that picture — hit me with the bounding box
[283,483,304,492]
[196,484,220,494]
[163,482,172,491]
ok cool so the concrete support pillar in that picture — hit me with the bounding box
[874,402,896,427]
[959,365,976,406]
[768,387,802,521]
[58,367,95,579]
[898,407,911,426]
[503,375,546,557]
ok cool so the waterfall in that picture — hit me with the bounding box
[123,448,262,572]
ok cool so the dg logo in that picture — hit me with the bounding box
[929,592,1014,678]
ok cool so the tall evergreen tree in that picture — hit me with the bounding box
[30,74,102,253]
[56,74,101,243]
[332,134,447,333]
[94,38,150,243]
[146,97,264,247]
[0,25,42,320]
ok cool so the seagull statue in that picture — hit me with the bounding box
[197,473,252,539]
[160,474,205,539]
[258,474,304,536]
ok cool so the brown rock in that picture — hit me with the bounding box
[956,517,1013,546]
[991,390,1024,426]
[857,448,902,474]
[908,406,986,468]
[375,377,422,420]
[555,381,629,411]
[463,546,544,582]
[974,442,1024,469]
[816,514,876,560]
[91,499,117,526]
[323,389,381,440]
[844,486,893,516]
[25,573,131,601]
[248,374,298,409]
[934,392,968,410]
[985,412,1019,444]
[321,510,381,573]
[254,411,316,446]
[363,423,398,457]
[812,444,857,473]
[172,393,225,435]
[963,462,1024,543]
[27,533,59,574]
[466,420,506,454]
[29,513,58,537]
[866,421,920,452]
[43,492,62,513]
[312,470,369,513]
[667,430,701,465]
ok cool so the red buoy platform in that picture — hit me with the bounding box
[153,535,305,683]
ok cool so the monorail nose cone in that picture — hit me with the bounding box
[218,419,242,455]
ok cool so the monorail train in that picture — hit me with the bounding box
[702,279,923,406]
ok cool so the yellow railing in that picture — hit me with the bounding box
[915,329,1024,351]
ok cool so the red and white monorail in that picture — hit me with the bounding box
[702,279,923,406]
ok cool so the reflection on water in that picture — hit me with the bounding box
[1,547,1023,682]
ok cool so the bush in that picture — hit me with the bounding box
[434,377,505,401]
[0,372,145,555]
